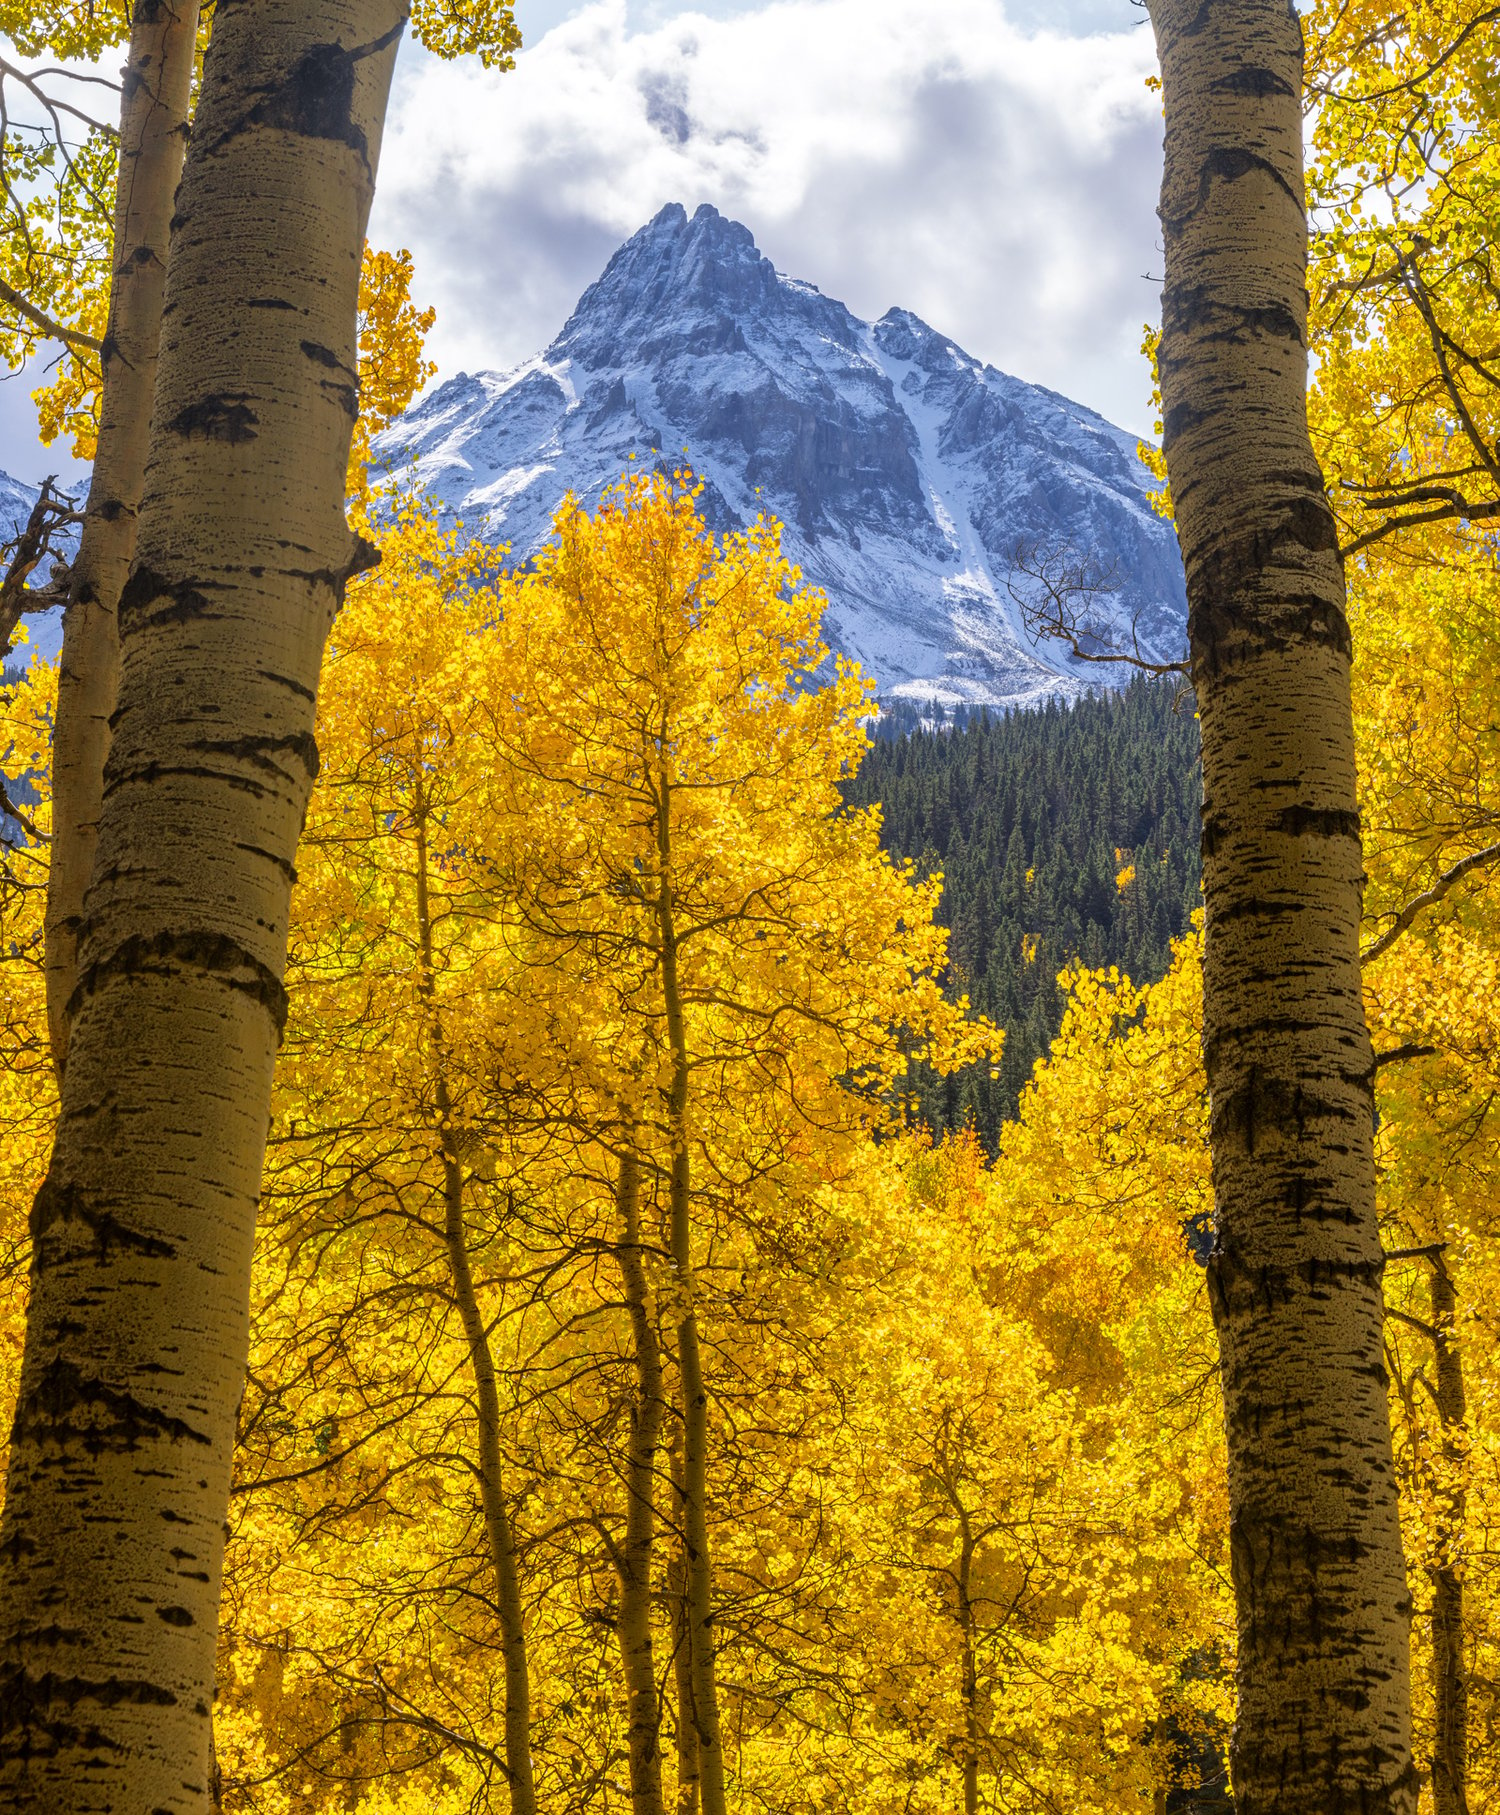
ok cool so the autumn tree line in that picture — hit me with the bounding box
[0,3,1495,1815]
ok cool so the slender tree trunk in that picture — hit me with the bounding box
[1145,6,1415,1812]
[956,1520,979,1815]
[413,793,537,1815]
[0,7,407,1809]
[1428,1254,1468,1815]
[668,1442,701,1815]
[437,1117,536,1815]
[44,0,200,1077]
[654,770,729,1815]
[613,1147,668,1815]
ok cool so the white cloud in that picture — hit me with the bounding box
[370,0,1165,435]
[0,0,1161,484]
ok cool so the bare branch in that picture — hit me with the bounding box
[0,775,44,843]
[24,67,124,98]
[1384,1243,1449,1265]
[1006,537,1188,680]
[0,477,79,664]
[0,55,119,140]
[1362,840,1500,964]
[1374,1042,1440,1069]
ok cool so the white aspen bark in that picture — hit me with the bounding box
[0,6,407,1810]
[44,0,201,1079]
[1144,5,1415,1812]
[613,1149,668,1815]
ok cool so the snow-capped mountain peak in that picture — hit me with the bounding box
[375,203,1186,708]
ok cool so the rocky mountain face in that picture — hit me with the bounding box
[375,203,1186,709]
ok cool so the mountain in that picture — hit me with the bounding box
[374,203,1186,709]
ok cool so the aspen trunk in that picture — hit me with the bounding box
[437,1104,537,1815]
[1428,1255,1468,1815]
[414,795,537,1815]
[0,7,406,1809]
[1145,5,1415,1811]
[44,0,200,1077]
[669,1445,701,1815]
[957,1522,979,1815]
[655,774,729,1815]
[613,1148,668,1815]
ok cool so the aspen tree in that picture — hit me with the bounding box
[469,476,988,1814]
[1144,4,1415,1810]
[1352,563,1497,1813]
[611,1148,669,1815]
[654,786,730,1815]
[1423,1253,1468,1815]
[668,1499,701,1815]
[43,0,200,1075]
[949,1459,981,1815]
[413,779,538,1815]
[1303,9,1500,1800]
[0,5,408,1808]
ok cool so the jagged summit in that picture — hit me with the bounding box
[377,207,1186,708]
[557,204,799,366]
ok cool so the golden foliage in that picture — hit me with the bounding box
[350,247,438,504]
[0,479,1213,1813]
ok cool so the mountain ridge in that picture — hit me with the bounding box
[376,202,1187,709]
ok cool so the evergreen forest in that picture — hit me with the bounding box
[849,683,1202,1145]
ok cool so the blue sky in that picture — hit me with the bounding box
[0,0,1163,487]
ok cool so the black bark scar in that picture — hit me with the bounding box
[195,730,320,783]
[118,565,222,634]
[165,394,259,444]
[69,929,291,1036]
[247,42,368,165]
[1276,805,1362,841]
[11,1358,211,1453]
[300,339,349,373]
[1209,65,1296,99]
[29,1176,178,1263]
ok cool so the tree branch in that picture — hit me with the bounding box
[1362,841,1500,964]
[0,275,101,353]
[1341,497,1500,558]
[1313,8,1500,103]
[0,478,79,665]
[1384,1243,1448,1265]
[1386,1305,1441,1342]
[0,776,43,842]
[1374,1042,1439,1069]
[1006,537,1189,679]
